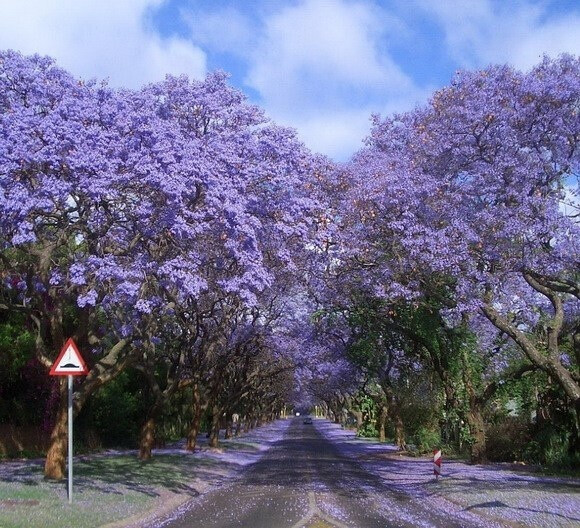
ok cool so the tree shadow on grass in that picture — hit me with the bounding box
[0,460,44,486]
[0,443,259,501]
[73,454,239,498]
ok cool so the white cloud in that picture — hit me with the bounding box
[235,0,425,158]
[286,85,436,161]
[417,0,580,71]
[246,0,413,113]
[284,109,374,161]
[0,0,206,88]
[179,0,424,159]
[181,6,255,56]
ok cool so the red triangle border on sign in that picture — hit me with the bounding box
[49,337,89,376]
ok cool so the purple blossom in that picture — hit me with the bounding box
[77,289,98,307]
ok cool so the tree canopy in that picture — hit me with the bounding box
[1,50,578,472]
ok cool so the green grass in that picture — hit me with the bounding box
[0,453,232,528]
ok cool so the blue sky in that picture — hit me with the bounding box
[1,0,579,160]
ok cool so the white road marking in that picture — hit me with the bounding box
[289,491,351,528]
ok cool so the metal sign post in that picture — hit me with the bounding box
[68,374,73,503]
[49,338,89,504]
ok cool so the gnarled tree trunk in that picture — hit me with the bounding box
[394,410,405,448]
[353,410,363,432]
[139,417,156,461]
[42,338,132,479]
[224,413,233,439]
[208,404,222,448]
[43,379,67,480]
[139,402,163,461]
[466,403,486,464]
[186,382,203,451]
[233,413,242,436]
[462,348,486,463]
[377,403,388,442]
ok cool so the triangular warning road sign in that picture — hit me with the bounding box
[49,338,89,376]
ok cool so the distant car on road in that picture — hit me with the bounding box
[303,416,313,424]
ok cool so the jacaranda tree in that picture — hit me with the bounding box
[0,51,323,478]
[342,55,579,441]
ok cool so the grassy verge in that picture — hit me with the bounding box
[0,450,253,528]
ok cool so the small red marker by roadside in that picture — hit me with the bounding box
[433,448,442,480]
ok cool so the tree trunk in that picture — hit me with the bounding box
[224,413,233,439]
[208,405,221,448]
[377,404,387,442]
[331,402,341,424]
[234,416,242,437]
[441,375,461,447]
[139,401,164,461]
[394,411,405,448]
[572,402,580,455]
[461,348,487,463]
[380,382,406,448]
[139,416,156,461]
[41,338,132,479]
[353,410,363,432]
[43,380,68,480]
[186,383,203,451]
[466,403,486,463]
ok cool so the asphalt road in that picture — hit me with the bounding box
[157,418,477,528]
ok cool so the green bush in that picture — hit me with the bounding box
[81,371,146,448]
[525,425,574,467]
[413,426,441,452]
[0,313,49,426]
[486,417,531,462]
[356,421,378,438]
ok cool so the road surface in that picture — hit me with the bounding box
[157,417,488,528]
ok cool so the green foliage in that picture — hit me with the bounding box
[524,425,577,468]
[1,449,36,459]
[354,393,378,438]
[80,371,146,447]
[0,318,35,374]
[413,426,441,452]
[485,417,531,462]
[490,368,579,468]
[357,421,378,438]
[339,289,579,470]
[158,387,193,442]
[401,400,439,445]
[0,312,49,425]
